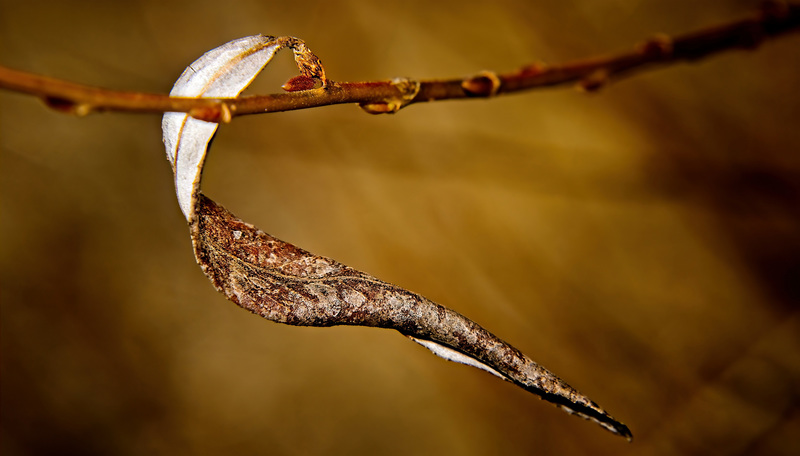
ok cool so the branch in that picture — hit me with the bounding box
[1,1,798,123]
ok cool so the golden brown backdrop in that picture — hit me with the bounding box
[2,1,799,454]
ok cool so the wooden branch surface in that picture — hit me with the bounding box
[1,1,798,122]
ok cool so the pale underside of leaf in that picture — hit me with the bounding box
[162,35,281,220]
[407,336,506,379]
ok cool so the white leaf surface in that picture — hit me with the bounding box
[162,35,280,220]
[408,336,507,379]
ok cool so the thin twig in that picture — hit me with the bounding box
[1,1,798,122]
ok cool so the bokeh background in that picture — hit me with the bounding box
[2,1,799,454]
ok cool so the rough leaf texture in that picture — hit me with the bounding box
[192,194,632,438]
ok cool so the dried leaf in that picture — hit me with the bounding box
[162,36,632,440]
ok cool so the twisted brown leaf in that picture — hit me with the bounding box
[191,194,631,439]
[164,35,632,440]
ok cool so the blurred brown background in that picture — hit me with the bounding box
[2,1,799,454]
